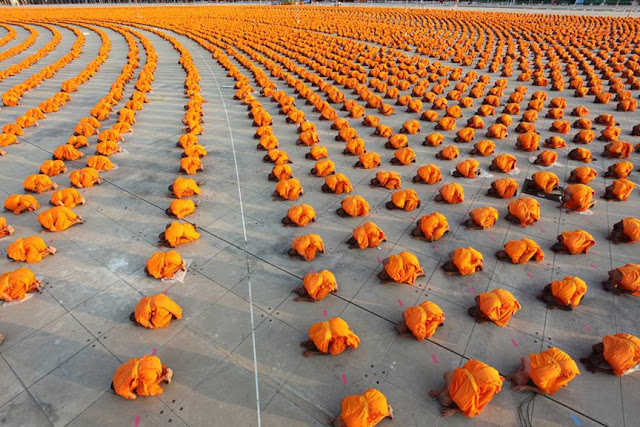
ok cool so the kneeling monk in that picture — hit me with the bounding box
[0,268,42,302]
[145,251,187,280]
[131,294,182,329]
[580,333,640,375]
[508,347,579,395]
[282,204,316,227]
[602,263,640,296]
[551,229,595,254]
[496,238,544,264]
[289,234,324,260]
[38,206,84,232]
[411,212,449,241]
[608,217,640,244]
[562,184,596,212]
[442,247,483,275]
[0,216,14,238]
[378,251,425,284]
[160,222,200,248]
[468,289,521,326]
[396,301,445,340]
[329,389,393,427]
[464,207,498,229]
[292,269,337,302]
[111,355,173,400]
[537,276,587,310]
[300,317,360,357]
[506,197,540,227]
[347,221,386,249]
[7,236,56,263]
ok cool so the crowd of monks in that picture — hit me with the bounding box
[1,5,640,425]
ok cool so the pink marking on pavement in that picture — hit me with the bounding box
[590,263,597,270]
[511,338,519,349]
[162,289,168,295]
[49,239,54,243]
[134,415,140,427]
[397,299,403,307]
[310,268,316,274]
[489,236,496,242]
[340,373,347,385]
[431,354,439,364]
[582,323,591,333]
[151,347,157,356]
[434,245,439,251]
[526,272,534,279]
[322,309,328,318]
[469,286,476,294]
[376,256,381,263]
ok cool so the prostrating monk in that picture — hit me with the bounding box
[337,195,370,217]
[603,179,636,202]
[395,301,445,340]
[347,221,387,249]
[442,247,483,276]
[273,178,303,201]
[568,166,597,184]
[516,131,540,152]
[429,359,503,418]
[496,238,544,264]
[7,236,56,263]
[300,317,359,357]
[391,147,416,166]
[38,206,84,232]
[411,212,449,241]
[289,234,324,261]
[534,150,558,167]
[464,207,498,230]
[605,161,634,179]
[354,152,380,169]
[323,173,353,195]
[537,276,587,310]
[131,294,182,329]
[487,178,518,199]
[111,355,173,400]
[292,269,338,302]
[86,155,116,171]
[180,156,203,175]
[506,197,540,227]
[469,289,521,326]
[145,251,186,280]
[551,230,595,254]
[608,217,640,244]
[24,174,57,193]
[470,139,495,156]
[567,147,592,163]
[603,141,633,159]
[263,149,291,165]
[580,333,640,375]
[166,199,196,219]
[436,183,464,204]
[160,222,200,248]
[453,159,480,178]
[508,347,580,395]
[387,189,420,211]
[282,204,316,227]
[169,177,201,199]
[0,268,41,302]
[490,153,517,173]
[329,389,393,427]
[601,263,640,296]
[311,159,335,178]
[545,136,566,148]
[436,145,460,161]
[412,164,442,184]
[0,216,14,238]
[562,184,595,212]
[378,251,425,285]
[69,168,101,188]
[4,194,39,214]
[529,171,559,194]
[306,145,328,160]
[40,160,67,177]
[370,171,401,190]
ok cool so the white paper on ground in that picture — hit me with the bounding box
[507,167,521,176]
[2,293,33,307]
[449,168,493,180]
[528,156,563,167]
[161,259,192,284]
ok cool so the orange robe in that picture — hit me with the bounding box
[308,317,360,355]
[302,270,337,301]
[487,123,507,139]
[615,264,640,296]
[438,145,459,160]
[517,132,540,151]
[7,236,51,263]
[532,171,559,194]
[394,147,416,165]
[4,194,39,214]
[375,171,401,190]
[570,147,592,163]
[24,174,55,193]
[602,333,640,375]
[608,179,636,201]
[69,168,100,188]
[266,149,290,165]
[403,301,445,340]
[352,222,386,249]
[456,159,480,178]
[417,213,449,241]
[571,166,597,184]
[610,161,634,179]
[452,247,483,275]
[171,177,201,198]
[503,239,544,264]
[477,289,521,326]
[387,134,408,149]
[275,178,303,200]
[309,145,328,160]
[561,230,595,254]
[492,153,517,173]
[314,159,335,177]
[468,207,498,229]
[551,276,588,307]
[180,156,203,175]
[563,184,595,212]
[146,251,184,279]
[87,155,115,171]
[492,178,518,199]
[391,189,420,211]
[0,268,38,301]
[134,294,183,329]
[339,389,389,427]
[449,360,503,418]
[325,173,353,194]
[291,234,324,260]
[604,141,633,158]
[621,218,640,243]
[358,152,380,169]
[474,140,495,156]
[342,196,369,217]
[424,132,444,147]
[545,136,566,148]
[40,160,66,177]
[345,138,366,155]
[384,251,425,284]
[38,206,80,232]
[53,144,84,161]
[168,199,196,219]
[416,164,442,184]
[508,197,540,226]
[164,222,200,247]
[529,347,580,395]
[536,150,558,167]
[286,204,316,227]
[439,183,464,204]
[456,127,475,143]
[112,355,169,400]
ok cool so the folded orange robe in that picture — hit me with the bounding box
[456,159,480,179]
[508,197,540,226]
[571,166,597,184]
[492,153,517,173]
[134,294,183,329]
[146,251,183,279]
[172,177,201,199]
[439,183,464,204]
[610,161,634,179]
[70,167,100,188]
[112,355,169,400]
[570,147,592,163]
[375,171,401,190]
[561,230,595,254]
[266,149,290,165]
[536,150,558,166]
[391,189,420,211]
[452,247,483,275]
[449,360,503,418]
[164,222,200,247]
[24,174,55,193]
[532,171,559,194]
[0,268,38,301]
[314,159,335,177]
[38,206,80,232]
[517,132,540,151]
[325,173,353,194]
[404,301,445,340]
[477,289,521,326]
[616,264,640,296]
[309,145,328,160]
[384,251,424,284]
[341,196,370,217]
[4,194,39,214]
[352,221,386,249]
[602,333,640,375]
[291,234,324,260]
[529,347,580,395]
[438,145,459,160]
[169,199,196,219]
[7,236,50,263]
[417,213,449,241]
[469,207,498,229]
[416,164,442,184]
[474,140,495,156]
[492,178,519,199]
[424,132,444,147]
[621,218,640,243]
[358,152,380,169]
[339,388,389,427]
[563,184,595,212]
[551,276,588,307]
[308,317,360,355]
[608,179,636,201]
[394,147,416,165]
[503,238,545,264]
[487,123,507,139]
[286,204,316,226]
[40,160,66,177]
[275,178,303,200]
[302,270,337,301]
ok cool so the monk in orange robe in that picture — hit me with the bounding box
[292,269,337,302]
[4,194,39,215]
[323,173,353,194]
[516,131,540,152]
[469,288,521,326]
[470,139,495,156]
[306,145,328,160]
[506,197,540,227]
[442,247,483,275]
[552,230,595,254]
[160,222,200,248]
[38,206,84,232]
[603,179,636,201]
[490,153,517,173]
[40,160,67,177]
[371,171,401,190]
[603,141,633,159]
[496,238,544,264]
[580,334,640,375]
[401,119,420,134]
[0,216,14,238]
[568,147,592,163]
[329,389,393,427]
[69,168,101,188]
[487,178,518,199]
[131,294,182,329]
[464,207,498,229]
[429,359,503,417]
[537,276,587,310]
[607,217,640,244]
[354,152,380,169]
[289,234,324,260]
[24,174,58,193]
[486,123,507,139]
[395,301,445,340]
[534,150,558,167]
[391,147,416,166]
[180,156,203,175]
[7,236,56,263]
[347,221,387,249]
[145,251,186,280]
[424,132,444,147]
[508,347,580,395]
[337,195,369,217]
[605,161,634,179]
[601,263,640,296]
[531,171,559,194]
[263,149,291,165]
[385,134,407,149]
[86,155,116,171]
[169,177,201,199]
[412,164,442,184]
[282,204,316,227]
[568,166,597,184]
[436,183,464,204]
[0,268,42,302]
[455,127,475,143]
[562,184,595,212]
[166,199,196,219]
[411,212,450,241]
[436,145,459,160]
[273,178,303,200]
[300,317,359,357]
[378,251,425,285]
[545,136,566,148]
[453,159,480,178]
[387,189,420,211]
[111,355,173,400]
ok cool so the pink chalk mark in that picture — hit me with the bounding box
[431,354,439,364]
[310,268,316,274]
[322,309,328,318]
[49,239,54,243]
[590,263,597,270]
[134,415,140,427]
[376,256,381,263]
[526,272,534,279]
[162,289,168,295]
[151,347,157,356]
[434,245,439,251]
[397,299,403,307]
[340,373,347,385]
[489,236,496,242]
[511,338,519,349]
[582,323,591,333]
[469,286,476,294]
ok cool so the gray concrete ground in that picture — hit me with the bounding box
[0,7,639,427]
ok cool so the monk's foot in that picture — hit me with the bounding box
[428,390,440,398]
[440,407,457,418]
